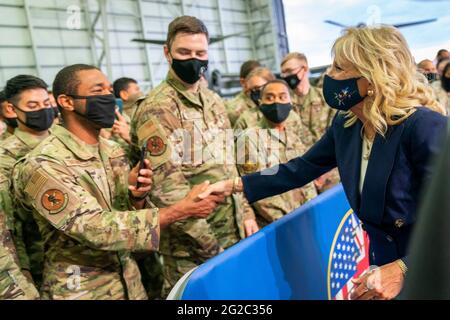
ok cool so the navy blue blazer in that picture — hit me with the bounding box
[242,107,447,266]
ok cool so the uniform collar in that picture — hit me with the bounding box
[51,125,102,161]
[293,85,321,105]
[238,91,257,109]
[14,128,48,149]
[258,114,299,145]
[166,70,203,107]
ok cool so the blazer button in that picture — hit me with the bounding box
[394,219,405,228]
[386,235,394,242]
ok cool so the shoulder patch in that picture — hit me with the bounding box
[137,118,171,169]
[41,189,68,214]
[147,136,167,156]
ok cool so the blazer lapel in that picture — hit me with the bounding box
[359,122,406,225]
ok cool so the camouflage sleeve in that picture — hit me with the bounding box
[240,194,256,222]
[234,129,257,225]
[0,175,30,271]
[233,114,249,132]
[0,207,39,299]
[225,100,239,127]
[14,158,160,253]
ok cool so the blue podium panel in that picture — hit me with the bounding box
[180,185,369,300]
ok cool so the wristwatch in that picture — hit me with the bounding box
[232,177,242,194]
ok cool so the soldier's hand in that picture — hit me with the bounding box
[197,179,234,199]
[128,159,153,197]
[244,218,259,237]
[112,110,131,144]
[179,182,224,219]
[314,173,328,191]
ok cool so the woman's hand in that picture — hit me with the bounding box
[197,179,234,199]
[350,261,405,300]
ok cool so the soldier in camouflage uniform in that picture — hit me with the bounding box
[236,80,317,227]
[12,64,221,300]
[113,77,144,120]
[0,75,56,297]
[99,77,144,153]
[280,52,340,192]
[432,62,450,115]
[231,67,276,131]
[225,60,262,126]
[0,120,5,139]
[0,91,16,142]
[130,16,258,296]
[13,123,161,300]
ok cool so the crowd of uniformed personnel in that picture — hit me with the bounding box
[0,15,448,300]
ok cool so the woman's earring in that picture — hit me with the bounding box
[367,89,374,97]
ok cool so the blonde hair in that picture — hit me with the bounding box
[245,67,276,83]
[281,52,308,67]
[332,26,445,135]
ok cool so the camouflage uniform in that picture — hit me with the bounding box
[0,130,12,142]
[0,121,5,136]
[234,106,264,131]
[292,85,340,192]
[0,174,40,300]
[225,91,257,127]
[130,71,255,295]
[103,109,132,153]
[13,125,160,300]
[236,111,318,227]
[123,101,137,120]
[0,129,48,288]
[117,102,164,300]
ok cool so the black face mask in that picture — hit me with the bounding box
[171,57,208,84]
[52,106,59,118]
[4,117,18,129]
[322,74,366,111]
[69,94,116,128]
[282,74,301,90]
[259,103,292,124]
[424,72,438,83]
[442,76,450,92]
[250,89,261,106]
[14,106,54,131]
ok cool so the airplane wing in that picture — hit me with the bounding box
[324,20,349,28]
[393,18,437,28]
[131,38,166,45]
[132,32,248,45]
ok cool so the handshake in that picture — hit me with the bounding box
[170,178,258,237]
[162,180,233,222]
[197,178,239,199]
[177,178,238,220]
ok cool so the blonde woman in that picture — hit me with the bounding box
[200,26,447,300]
